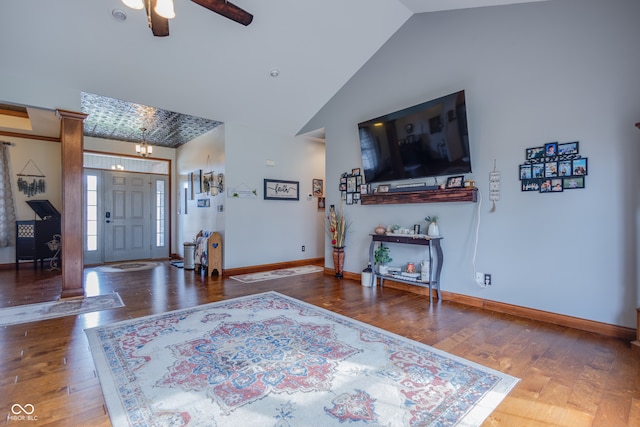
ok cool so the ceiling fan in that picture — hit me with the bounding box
[122,0,253,37]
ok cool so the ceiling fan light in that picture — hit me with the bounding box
[155,0,176,19]
[122,0,144,10]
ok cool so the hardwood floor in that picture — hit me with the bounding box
[0,262,638,426]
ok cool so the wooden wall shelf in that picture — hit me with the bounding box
[360,187,478,205]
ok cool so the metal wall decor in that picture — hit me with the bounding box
[17,159,46,197]
[519,141,587,193]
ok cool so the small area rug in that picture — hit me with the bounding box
[0,293,124,327]
[96,261,159,273]
[85,291,518,426]
[230,265,324,283]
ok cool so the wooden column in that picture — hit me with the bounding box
[635,123,640,350]
[633,308,640,351]
[57,109,87,299]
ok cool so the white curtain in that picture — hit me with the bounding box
[0,144,17,247]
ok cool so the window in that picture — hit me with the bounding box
[155,179,165,247]
[86,174,98,251]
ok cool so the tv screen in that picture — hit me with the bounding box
[358,90,471,184]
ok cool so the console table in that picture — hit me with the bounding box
[368,234,443,304]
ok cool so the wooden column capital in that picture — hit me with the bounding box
[57,109,88,299]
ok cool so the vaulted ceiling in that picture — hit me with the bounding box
[0,0,549,146]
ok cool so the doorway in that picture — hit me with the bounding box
[84,168,169,264]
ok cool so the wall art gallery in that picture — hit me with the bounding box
[519,141,587,193]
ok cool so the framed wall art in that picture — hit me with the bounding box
[519,140,588,193]
[312,178,324,197]
[264,179,299,200]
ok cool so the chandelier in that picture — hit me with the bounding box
[135,128,154,157]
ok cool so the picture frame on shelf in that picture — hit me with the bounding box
[377,184,390,193]
[352,168,361,175]
[263,179,299,200]
[446,175,464,189]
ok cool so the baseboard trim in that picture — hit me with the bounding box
[224,258,324,277]
[332,272,636,342]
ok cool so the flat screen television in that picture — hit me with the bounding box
[358,90,471,185]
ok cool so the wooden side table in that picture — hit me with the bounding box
[368,234,443,304]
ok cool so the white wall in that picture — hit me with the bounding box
[175,126,226,255]
[302,0,640,328]
[223,123,326,269]
[175,123,325,269]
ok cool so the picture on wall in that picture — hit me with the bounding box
[264,179,299,200]
[191,169,202,195]
[339,168,364,204]
[520,140,587,193]
[312,179,324,197]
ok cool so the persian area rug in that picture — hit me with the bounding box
[96,261,159,273]
[85,291,518,427]
[230,265,324,283]
[0,293,124,327]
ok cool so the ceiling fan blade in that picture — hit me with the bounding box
[191,0,253,26]
[147,0,170,37]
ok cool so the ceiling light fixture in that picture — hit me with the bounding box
[135,128,154,157]
[155,0,176,19]
[122,0,175,29]
[122,0,144,10]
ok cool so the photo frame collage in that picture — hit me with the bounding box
[519,141,587,193]
[339,168,367,205]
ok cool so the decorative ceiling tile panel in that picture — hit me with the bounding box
[81,92,222,148]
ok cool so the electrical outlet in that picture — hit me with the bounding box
[484,274,492,286]
[301,245,305,252]
[475,272,484,283]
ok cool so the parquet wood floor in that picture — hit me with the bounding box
[0,262,638,426]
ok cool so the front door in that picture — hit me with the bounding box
[84,169,169,264]
[104,171,150,262]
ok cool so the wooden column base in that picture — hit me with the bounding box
[60,288,85,299]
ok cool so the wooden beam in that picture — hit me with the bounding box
[0,129,60,143]
[57,109,87,299]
